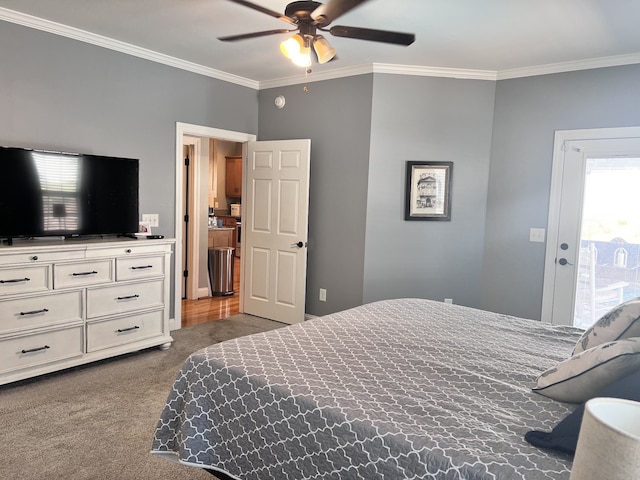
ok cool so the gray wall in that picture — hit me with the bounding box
[0,21,259,319]
[5,19,640,322]
[364,75,496,307]
[483,64,640,319]
[258,74,496,315]
[258,76,374,316]
[259,66,640,321]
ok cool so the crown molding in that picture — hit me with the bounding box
[0,7,259,90]
[373,63,498,81]
[258,64,375,89]
[258,63,500,89]
[3,6,640,89]
[496,52,640,80]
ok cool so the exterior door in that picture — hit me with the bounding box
[243,139,311,324]
[542,128,640,327]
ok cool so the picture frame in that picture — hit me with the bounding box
[136,221,152,236]
[405,161,453,221]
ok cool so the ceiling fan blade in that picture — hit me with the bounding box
[328,25,415,45]
[218,29,294,42]
[311,0,369,26]
[225,0,296,25]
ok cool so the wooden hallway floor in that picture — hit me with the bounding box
[181,256,241,327]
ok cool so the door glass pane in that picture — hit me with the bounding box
[574,157,640,329]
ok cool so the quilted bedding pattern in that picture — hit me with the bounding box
[151,298,581,479]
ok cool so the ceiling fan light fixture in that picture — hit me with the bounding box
[280,34,304,58]
[280,34,311,67]
[313,35,336,64]
[291,49,312,67]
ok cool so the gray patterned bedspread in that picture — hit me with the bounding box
[151,298,581,479]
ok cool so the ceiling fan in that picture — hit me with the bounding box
[218,0,415,67]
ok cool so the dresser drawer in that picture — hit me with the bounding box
[0,290,83,335]
[0,265,51,296]
[86,309,165,352]
[0,325,84,374]
[116,255,165,281]
[0,248,84,265]
[86,279,164,318]
[54,259,114,289]
[86,242,172,259]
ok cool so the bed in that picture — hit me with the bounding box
[151,298,582,479]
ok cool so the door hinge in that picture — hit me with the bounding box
[184,214,189,223]
[183,270,188,278]
[184,156,190,166]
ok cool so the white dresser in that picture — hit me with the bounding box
[0,238,174,385]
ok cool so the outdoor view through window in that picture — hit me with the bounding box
[574,157,640,329]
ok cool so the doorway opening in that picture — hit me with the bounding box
[173,123,256,330]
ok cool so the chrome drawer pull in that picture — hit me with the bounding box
[20,308,49,316]
[116,294,140,300]
[72,270,98,276]
[131,265,153,270]
[117,325,140,333]
[1,277,31,284]
[21,345,50,354]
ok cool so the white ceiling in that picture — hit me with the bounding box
[2,0,640,88]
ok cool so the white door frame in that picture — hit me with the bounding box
[541,126,640,324]
[173,122,256,330]
[183,136,201,301]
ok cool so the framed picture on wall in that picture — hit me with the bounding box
[405,161,453,221]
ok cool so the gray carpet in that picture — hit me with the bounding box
[0,314,284,480]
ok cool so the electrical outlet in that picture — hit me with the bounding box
[319,288,327,302]
[142,214,159,228]
[444,298,453,304]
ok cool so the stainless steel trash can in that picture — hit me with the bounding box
[208,246,234,296]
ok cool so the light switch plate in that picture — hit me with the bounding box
[142,214,159,227]
[529,228,545,243]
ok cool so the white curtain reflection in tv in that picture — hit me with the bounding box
[33,152,80,231]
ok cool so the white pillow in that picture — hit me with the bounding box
[573,298,640,354]
[533,337,640,403]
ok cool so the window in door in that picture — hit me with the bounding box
[573,156,640,328]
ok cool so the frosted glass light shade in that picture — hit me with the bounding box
[313,36,336,64]
[280,34,304,58]
[570,397,640,480]
[280,34,311,67]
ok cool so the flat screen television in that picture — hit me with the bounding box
[0,146,139,243]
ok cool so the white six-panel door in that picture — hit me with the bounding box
[242,139,311,324]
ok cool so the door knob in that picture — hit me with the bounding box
[291,241,306,248]
[558,258,573,266]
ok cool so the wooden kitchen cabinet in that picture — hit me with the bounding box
[225,156,242,197]
[208,229,234,249]
[216,217,237,250]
